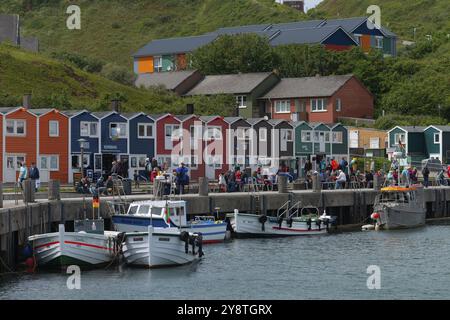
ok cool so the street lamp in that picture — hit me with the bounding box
[78,138,89,219]
[78,138,88,178]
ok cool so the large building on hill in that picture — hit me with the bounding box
[133,16,396,75]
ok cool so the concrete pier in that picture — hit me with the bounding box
[2,186,450,270]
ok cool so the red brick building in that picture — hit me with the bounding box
[259,74,374,123]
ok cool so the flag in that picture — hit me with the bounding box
[165,206,171,224]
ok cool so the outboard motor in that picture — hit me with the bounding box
[195,233,204,258]
[180,231,190,254]
[307,218,312,231]
[259,215,268,231]
[277,216,283,228]
[286,217,293,228]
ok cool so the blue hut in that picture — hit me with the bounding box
[92,111,129,178]
[123,112,156,179]
[64,110,100,183]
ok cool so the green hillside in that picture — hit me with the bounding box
[0,43,235,114]
[0,0,305,69]
[315,0,450,39]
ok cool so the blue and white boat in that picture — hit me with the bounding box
[112,200,228,244]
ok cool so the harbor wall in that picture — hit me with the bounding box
[1,187,450,270]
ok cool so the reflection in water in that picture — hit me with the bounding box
[1,224,450,300]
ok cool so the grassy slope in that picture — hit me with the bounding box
[0,0,305,69]
[316,0,450,39]
[0,43,237,115]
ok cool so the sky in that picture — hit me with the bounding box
[304,0,324,11]
[275,0,324,11]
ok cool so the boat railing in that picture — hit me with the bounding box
[277,200,291,219]
[287,201,302,219]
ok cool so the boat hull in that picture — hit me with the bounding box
[112,215,227,244]
[122,228,200,268]
[231,212,328,237]
[376,205,426,230]
[28,225,123,268]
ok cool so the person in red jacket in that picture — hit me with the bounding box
[331,158,339,172]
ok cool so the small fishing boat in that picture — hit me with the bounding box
[112,200,228,244]
[368,185,426,230]
[230,201,335,237]
[28,220,124,268]
[122,226,203,268]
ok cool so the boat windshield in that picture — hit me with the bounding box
[137,205,150,215]
[380,191,414,203]
[128,205,138,215]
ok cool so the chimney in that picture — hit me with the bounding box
[111,99,120,112]
[23,93,32,108]
[186,103,194,115]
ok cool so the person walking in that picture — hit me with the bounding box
[335,170,347,189]
[29,162,40,192]
[18,162,28,190]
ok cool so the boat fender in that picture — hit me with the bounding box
[22,243,33,258]
[307,218,312,231]
[259,215,268,231]
[277,217,283,228]
[315,220,321,231]
[180,231,189,242]
[287,217,293,228]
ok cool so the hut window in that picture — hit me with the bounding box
[236,96,247,108]
[260,128,267,141]
[80,121,98,137]
[138,123,154,138]
[6,119,26,136]
[434,133,440,144]
[49,121,59,137]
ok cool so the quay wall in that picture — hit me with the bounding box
[1,187,450,270]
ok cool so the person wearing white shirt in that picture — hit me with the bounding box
[335,170,347,189]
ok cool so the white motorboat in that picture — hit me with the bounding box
[230,201,335,237]
[122,225,204,268]
[28,220,124,268]
[112,200,228,244]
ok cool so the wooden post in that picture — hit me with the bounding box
[312,173,321,192]
[23,179,35,203]
[48,180,61,201]
[278,176,288,193]
[198,177,209,196]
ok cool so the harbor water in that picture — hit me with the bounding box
[2,222,450,300]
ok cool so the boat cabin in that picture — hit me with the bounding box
[126,200,187,227]
[378,187,419,204]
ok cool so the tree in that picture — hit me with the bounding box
[191,34,280,74]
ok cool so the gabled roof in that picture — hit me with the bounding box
[133,33,218,57]
[268,119,293,128]
[175,114,198,122]
[135,70,201,90]
[291,121,312,128]
[0,107,37,117]
[246,118,269,125]
[260,74,354,99]
[269,26,357,46]
[389,125,426,133]
[148,113,182,122]
[121,112,155,121]
[268,20,326,31]
[216,23,270,35]
[92,111,127,120]
[223,117,244,125]
[425,125,450,132]
[199,115,223,123]
[187,72,276,95]
[61,109,100,119]
[325,17,396,38]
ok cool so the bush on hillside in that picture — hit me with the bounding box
[52,52,105,73]
[101,64,136,86]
